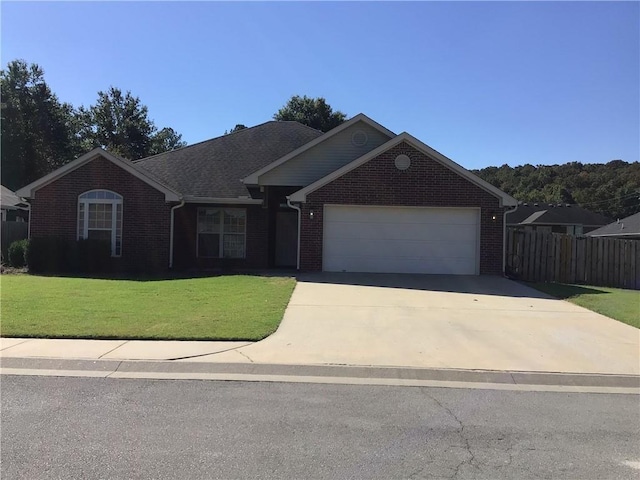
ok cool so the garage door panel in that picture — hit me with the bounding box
[324,238,476,259]
[325,223,476,243]
[329,207,476,225]
[323,205,479,275]
[324,254,476,275]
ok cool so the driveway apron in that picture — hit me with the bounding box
[218,273,639,374]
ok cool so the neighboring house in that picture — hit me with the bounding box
[586,212,640,239]
[1,185,29,259]
[506,202,612,235]
[17,114,517,275]
[1,184,29,222]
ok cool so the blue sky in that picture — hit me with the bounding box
[2,1,638,170]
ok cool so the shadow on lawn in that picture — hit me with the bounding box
[528,282,609,299]
[11,268,297,282]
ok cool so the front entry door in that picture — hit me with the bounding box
[275,211,298,267]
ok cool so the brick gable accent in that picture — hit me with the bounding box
[299,142,504,274]
[29,155,172,272]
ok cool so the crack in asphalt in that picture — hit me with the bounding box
[421,388,480,479]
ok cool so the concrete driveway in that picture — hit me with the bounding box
[209,273,639,374]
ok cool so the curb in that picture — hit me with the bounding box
[2,357,639,394]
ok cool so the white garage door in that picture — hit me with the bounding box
[323,205,479,275]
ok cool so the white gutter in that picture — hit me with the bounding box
[503,203,519,275]
[182,196,263,205]
[169,200,185,268]
[286,197,302,271]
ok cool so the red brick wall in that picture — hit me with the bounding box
[30,155,172,272]
[299,142,505,275]
[173,204,269,270]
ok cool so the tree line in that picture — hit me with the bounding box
[1,60,187,191]
[3,59,636,220]
[1,59,347,191]
[474,161,640,220]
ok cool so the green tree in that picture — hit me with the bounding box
[273,95,347,132]
[474,160,640,219]
[149,127,187,155]
[81,87,186,160]
[224,124,247,135]
[0,60,79,189]
[82,87,156,160]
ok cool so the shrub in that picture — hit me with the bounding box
[26,237,73,273]
[8,239,29,268]
[76,238,112,273]
[26,237,113,274]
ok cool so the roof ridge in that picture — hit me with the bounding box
[134,120,317,164]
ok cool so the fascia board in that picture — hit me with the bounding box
[587,232,640,237]
[401,133,518,207]
[16,148,181,202]
[288,136,404,202]
[289,133,518,207]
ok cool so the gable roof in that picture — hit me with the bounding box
[506,203,612,227]
[135,121,323,199]
[288,132,518,206]
[241,114,395,185]
[586,212,640,237]
[1,185,27,210]
[16,148,181,202]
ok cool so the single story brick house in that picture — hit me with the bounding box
[17,114,517,275]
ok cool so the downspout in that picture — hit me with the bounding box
[503,203,518,276]
[26,203,32,239]
[286,197,302,271]
[169,199,185,269]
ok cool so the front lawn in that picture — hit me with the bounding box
[529,282,639,329]
[0,274,296,340]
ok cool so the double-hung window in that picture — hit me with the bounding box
[77,190,123,257]
[197,208,246,258]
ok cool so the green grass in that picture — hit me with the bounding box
[0,274,296,340]
[529,282,639,329]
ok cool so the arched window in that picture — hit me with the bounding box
[77,190,123,257]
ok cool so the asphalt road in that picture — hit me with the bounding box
[2,376,639,479]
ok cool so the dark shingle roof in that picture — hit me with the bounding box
[134,121,323,198]
[586,212,640,237]
[506,203,612,227]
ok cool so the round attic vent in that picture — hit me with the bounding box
[351,130,368,147]
[394,154,411,171]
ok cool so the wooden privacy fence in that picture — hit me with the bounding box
[506,229,640,290]
[1,221,28,260]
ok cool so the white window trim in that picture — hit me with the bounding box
[77,190,123,257]
[196,207,247,259]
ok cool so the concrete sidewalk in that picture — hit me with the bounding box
[0,337,251,361]
[2,336,639,394]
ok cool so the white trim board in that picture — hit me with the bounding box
[288,132,517,207]
[16,148,181,202]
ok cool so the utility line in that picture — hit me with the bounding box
[576,191,640,207]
